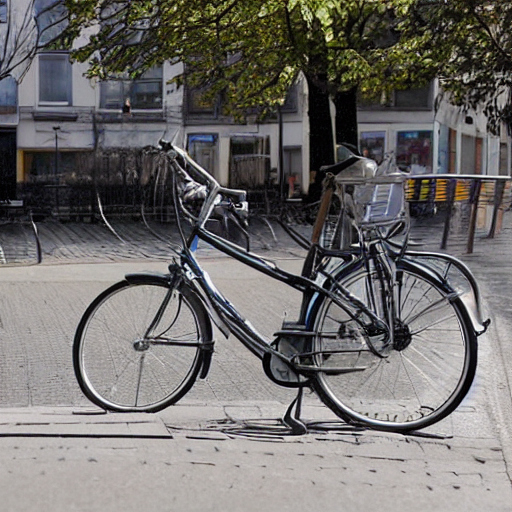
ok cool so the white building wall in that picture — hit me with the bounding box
[358,81,511,177]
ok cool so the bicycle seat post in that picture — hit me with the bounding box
[302,174,336,278]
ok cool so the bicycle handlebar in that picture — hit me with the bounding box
[159,139,247,204]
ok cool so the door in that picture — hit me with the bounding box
[187,134,218,180]
[0,130,17,201]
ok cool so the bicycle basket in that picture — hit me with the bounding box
[334,158,408,230]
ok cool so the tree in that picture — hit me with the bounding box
[63,0,435,174]
[402,1,512,134]
[0,0,67,82]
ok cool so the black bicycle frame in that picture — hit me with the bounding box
[178,227,392,364]
[164,146,393,367]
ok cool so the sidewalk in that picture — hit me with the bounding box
[1,398,511,512]
[1,213,512,511]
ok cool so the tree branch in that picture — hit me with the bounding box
[471,6,512,69]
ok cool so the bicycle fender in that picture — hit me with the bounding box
[124,272,216,379]
[125,271,172,286]
[398,258,490,336]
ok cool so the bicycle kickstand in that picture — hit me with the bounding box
[283,387,308,435]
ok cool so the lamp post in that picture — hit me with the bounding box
[53,126,60,212]
[53,126,60,181]
[278,105,284,200]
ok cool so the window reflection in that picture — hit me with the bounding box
[39,53,72,104]
[396,131,432,174]
[0,0,7,23]
[359,131,385,163]
[0,76,17,114]
[100,67,163,110]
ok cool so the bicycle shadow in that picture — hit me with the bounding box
[164,416,450,441]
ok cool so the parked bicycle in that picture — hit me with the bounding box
[73,141,489,433]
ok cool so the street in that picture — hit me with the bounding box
[1,215,512,511]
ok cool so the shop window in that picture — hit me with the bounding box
[359,131,385,163]
[39,53,72,105]
[438,125,450,173]
[396,131,432,173]
[100,66,163,110]
[230,136,270,188]
[26,151,79,182]
[283,146,302,197]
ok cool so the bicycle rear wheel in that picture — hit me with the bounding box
[73,279,212,412]
[309,261,477,432]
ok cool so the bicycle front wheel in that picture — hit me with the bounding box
[73,279,212,412]
[310,262,477,432]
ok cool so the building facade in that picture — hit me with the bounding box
[0,51,310,205]
[358,81,511,177]
[1,17,511,207]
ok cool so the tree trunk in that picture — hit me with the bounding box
[306,74,335,201]
[307,74,335,172]
[334,87,359,150]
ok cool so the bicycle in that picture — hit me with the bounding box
[73,141,489,433]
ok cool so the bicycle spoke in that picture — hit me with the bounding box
[75,281,208,412]
[134,353,146,407]
[313,264,475,431]
[409,318,458,337]
[403,294,455,326]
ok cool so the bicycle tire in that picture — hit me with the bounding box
[309,260,477,432]
[73,279,212,412]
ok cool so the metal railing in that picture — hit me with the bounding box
[406,175,512,253]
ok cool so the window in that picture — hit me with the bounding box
[131,67,162,109]
[394,85,432,109]
[396,131,433,173]
[100,81,126,110]
[186,87,217,116]
[358,82,433,110]
[0,77,17,115]
[283,147,303,197]
[25,151,79,183]
[39,53,72,105]
[359,131,386,163]
[0,1,7,23]
[281,84,298,113]
[230,136,270,188]
[100,66,163,110]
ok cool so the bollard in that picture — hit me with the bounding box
[441,179,456,250]
[467,180,482,254]
[488,180,506,238]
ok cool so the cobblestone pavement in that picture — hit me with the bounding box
[1,210,512,511]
